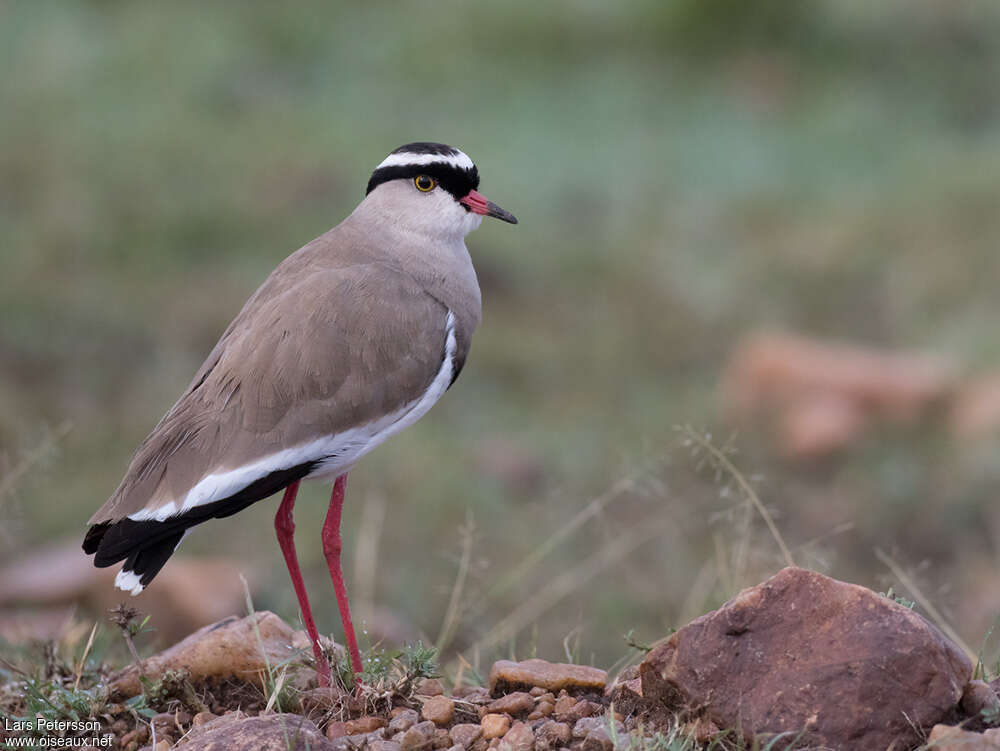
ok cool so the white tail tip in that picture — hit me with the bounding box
[115,568,145,596]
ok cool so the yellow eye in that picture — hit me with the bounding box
[414,175,436,192]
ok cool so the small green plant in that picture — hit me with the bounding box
[109,602,153,674]
[982,703,1000,728]
[139,668,210,714]
[624,629,658,654]
[878,586,915,610]
[337,641,439,703]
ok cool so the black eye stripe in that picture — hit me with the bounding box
[366,162,480,199]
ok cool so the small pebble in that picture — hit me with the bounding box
[581,730,613,751]
[553,695,576,719]
[565,700,601,722]
[418,677,446,696]
[433,727,453,749]
[481,713,512,739]
[371,742,403,751]
[487,692,534,716]
[500,721,534,751]
[450,723,484,749]
[401,720,438,750]
[529,687,546,697]
[423,695,456,726]
[150,713,176,734]
[462,687,493,704]
[327,721,349,740]
[191,712,216,728]
[535,721,571,751]
[348,716,388,734]
[390,708,421,734]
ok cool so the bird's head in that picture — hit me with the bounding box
[364,142,517,239]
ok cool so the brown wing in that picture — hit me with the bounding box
[88,261,453,525]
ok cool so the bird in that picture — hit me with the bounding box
[83,142,517,685]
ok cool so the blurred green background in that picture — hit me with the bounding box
[3,0,1000,673]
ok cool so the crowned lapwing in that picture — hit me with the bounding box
[83,143,517,684]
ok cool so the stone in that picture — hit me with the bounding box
[576,718,625,751]
[490,660,606,696]
[328,732,388,751]
[347,716,388,735]
[559,700,600,723]
[950,372,1000,437]
[552,695,576,720]
[150,712,177,737]
[423,695,456,726]
[534,721,571,751]
[721,332,958,458]
[499,721,534,751]
[389,709,421,734]
[450,723,484,749]
[433,728,453,749]
[527,699,553,721]
[371,743,403,751]
[926,725,1000,750]
[605,678,642,717]
[640,567,972,751]
[461,687,493,705]
[963,680,1000,720]
[299,686,348,714]
[481,714,512,740]
[326,721,349,740]
[109,612,306,698]
[0,540,248,645]
[401,720,438,751]
[487,692,534,716]
[175,713,335,750]
[418,677,446,696]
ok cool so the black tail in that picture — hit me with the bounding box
[83,460,318,591]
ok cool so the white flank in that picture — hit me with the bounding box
[377,150,475,171]
[115,569,144,596]
[128,311,458,522]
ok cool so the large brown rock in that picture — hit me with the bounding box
[110,612,308,697]
[175,712,335,750]
[640,567,972,750]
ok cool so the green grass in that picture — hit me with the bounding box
[2,0,1000,674]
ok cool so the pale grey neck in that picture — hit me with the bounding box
[343,199,482,332]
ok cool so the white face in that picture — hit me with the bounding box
[364,177,483,239]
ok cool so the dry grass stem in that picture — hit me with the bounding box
[875,548,976,662]
[0,420,73,501]
[73,621,99,692]
[472,513,674,654]
[681,427,796,570]
[436,511,475,656]
[354,489,387,623]
[485,473,640,602]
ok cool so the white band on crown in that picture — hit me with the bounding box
[377,150,475,171]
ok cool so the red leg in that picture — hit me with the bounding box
[322,474,363,675]
[274,480,332,686]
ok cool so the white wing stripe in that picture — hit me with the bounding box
[127,311,457,523]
